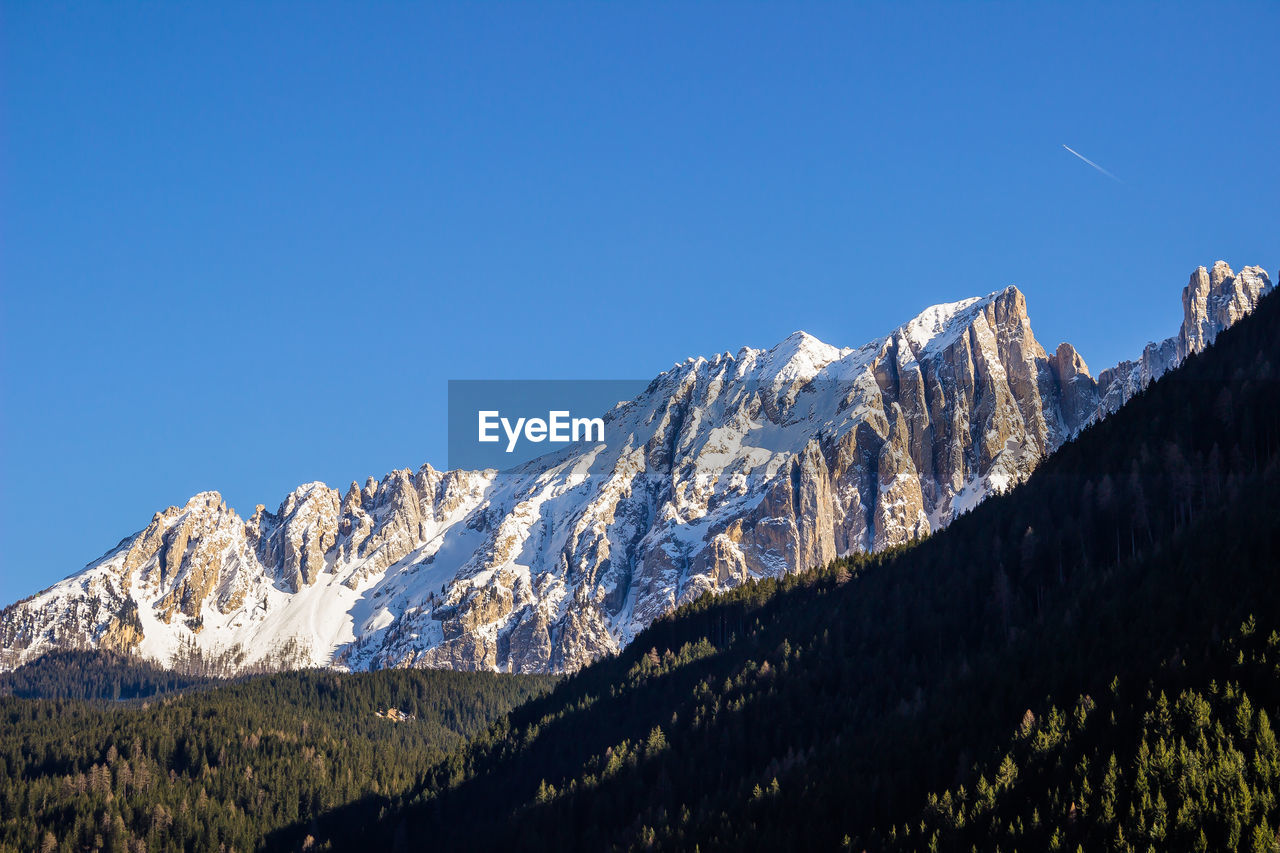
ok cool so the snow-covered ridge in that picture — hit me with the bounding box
[1,262,1271,674]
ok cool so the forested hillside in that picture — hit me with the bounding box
[886,618,1280,851]
[0,666,553,851]
[291,288,1280,852]
[1,649,224,702]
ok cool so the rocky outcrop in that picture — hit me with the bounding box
[1,262,1271,675]
[1179,262,1272,360]
[1085,263,1272,424]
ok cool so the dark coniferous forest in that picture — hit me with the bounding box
[3,289,1279,852]
[0,663,553,851]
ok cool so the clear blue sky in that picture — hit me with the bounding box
[2,2,1276,603]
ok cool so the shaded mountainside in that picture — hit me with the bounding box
[2,263,1271,676]
[287,282,1280,851]
[0,665,553,851]
[885,621,1280,851]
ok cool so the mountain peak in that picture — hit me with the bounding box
[769,329,842,360]
[756,330,847,383]
[779,329,824,347]
[893,294,987,355]
[179,491,226,515]
[1180,261,1273,361]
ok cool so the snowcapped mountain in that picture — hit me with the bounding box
[1,262,1271,674]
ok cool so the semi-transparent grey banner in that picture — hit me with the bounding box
[446,371,1259,472]
[448,380,650,471]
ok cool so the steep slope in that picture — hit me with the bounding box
[884,624,1280,852]
[0,262,1271,674]
[294,272,1280,852]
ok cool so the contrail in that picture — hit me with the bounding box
[1062,144,1122,183]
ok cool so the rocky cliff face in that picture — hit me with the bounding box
[1087,262,1272,420]
[1,262,1271,674]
